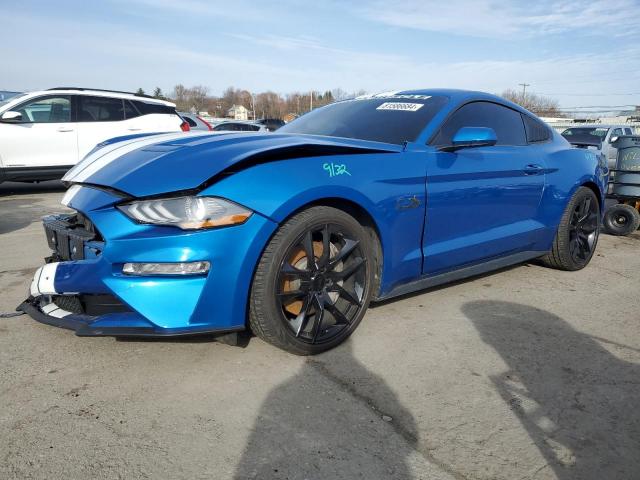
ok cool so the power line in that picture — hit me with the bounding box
[555,105,638,109]
[531,67,640,85]
[519,82,530,96]
[533,91,640,97]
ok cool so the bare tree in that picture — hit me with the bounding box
[500,89,565,117]
[187,85,209,113]
[172,84,188,110]
[167,85,374,120]
[331,88,350,101]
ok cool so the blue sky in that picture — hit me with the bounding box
[2,0,640,110]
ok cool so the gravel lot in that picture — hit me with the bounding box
[1,181,639,480]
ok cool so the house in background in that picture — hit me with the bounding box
[283,113,298,123]
[228,104,249,121]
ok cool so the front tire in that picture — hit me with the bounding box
[540,187,600,271]
[249,206,374,355]
[603,204,640,236]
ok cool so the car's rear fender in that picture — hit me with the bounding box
[537,146,607,249]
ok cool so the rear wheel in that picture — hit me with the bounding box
[249,206,374,355]
[603,203,640,236]
[540,187,600,271]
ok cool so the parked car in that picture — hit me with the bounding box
[179,112,213,131]
[0,90,22,103]
[255,118,286,131]
[562,125,635,168]
[0,88,189,183]
[212,121,268,132]
[20,89,606,355]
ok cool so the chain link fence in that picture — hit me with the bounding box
[548,123,640,134]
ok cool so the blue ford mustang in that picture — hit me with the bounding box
[20,90,607,354]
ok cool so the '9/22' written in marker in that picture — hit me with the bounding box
[323,162,351,177]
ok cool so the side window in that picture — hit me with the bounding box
[522,114,551,143]
[625,128,633,135]
[433,101,527,146]
[78,96,125,122]
[124,100,141,119]
[183,117,197,128]
[611,128,623,139]
[14,96,72,123]
[134,101,174,115]
[225,123,240,131]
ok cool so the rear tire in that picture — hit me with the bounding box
[540,187,600,271]
[249,206,374,355]
[603,204,640,236]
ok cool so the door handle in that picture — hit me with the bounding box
[523,164,544,175]
[127,128,142,131]
[57,127,74,132]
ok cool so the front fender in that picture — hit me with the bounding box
[201,152,428,294]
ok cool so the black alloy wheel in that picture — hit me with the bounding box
[540,186,601,271]
[249,206,374,355]
[275,224,367,345]
[568,195,599,262]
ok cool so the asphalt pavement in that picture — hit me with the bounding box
[1,181,639,480]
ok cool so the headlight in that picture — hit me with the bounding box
[118,196,252,230]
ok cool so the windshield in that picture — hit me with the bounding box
[0,92,26,110]
[561,127,609,138]
[279,95,448,145]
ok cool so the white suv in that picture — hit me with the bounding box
[0,88,189,183]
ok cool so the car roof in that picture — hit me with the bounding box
[562,124,631,129]
[358,88,537,118]
[19,88,176,107]
[217,120,261,125]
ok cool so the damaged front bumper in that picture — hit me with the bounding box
[18,295,239,337]
[19,185,277,337]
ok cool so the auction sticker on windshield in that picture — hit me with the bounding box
[376,102,423,112]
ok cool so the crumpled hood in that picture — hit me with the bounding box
[64,132,401,197]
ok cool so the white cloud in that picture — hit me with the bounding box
[108,0,284,22]
[357,0,640,38]
[1,6,638,108]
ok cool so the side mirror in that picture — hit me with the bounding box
[610,136,619,144]
[441,127,497,152]
[1,111,23,123]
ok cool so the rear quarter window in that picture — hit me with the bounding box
[183,117,197,128]
[134,101,175,115]
[522,114,551,143]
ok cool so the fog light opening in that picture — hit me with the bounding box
[122,261,210,276]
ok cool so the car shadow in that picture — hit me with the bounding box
[0,181,68,234]
[233,341,423,480]
[371,263,526,307]
[0,180,66,196]
[115,331,252,346]
[0,197,67,235]
[463,300,640,479]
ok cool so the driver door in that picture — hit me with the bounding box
[423,101,546,275]
[0,95,78,169]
